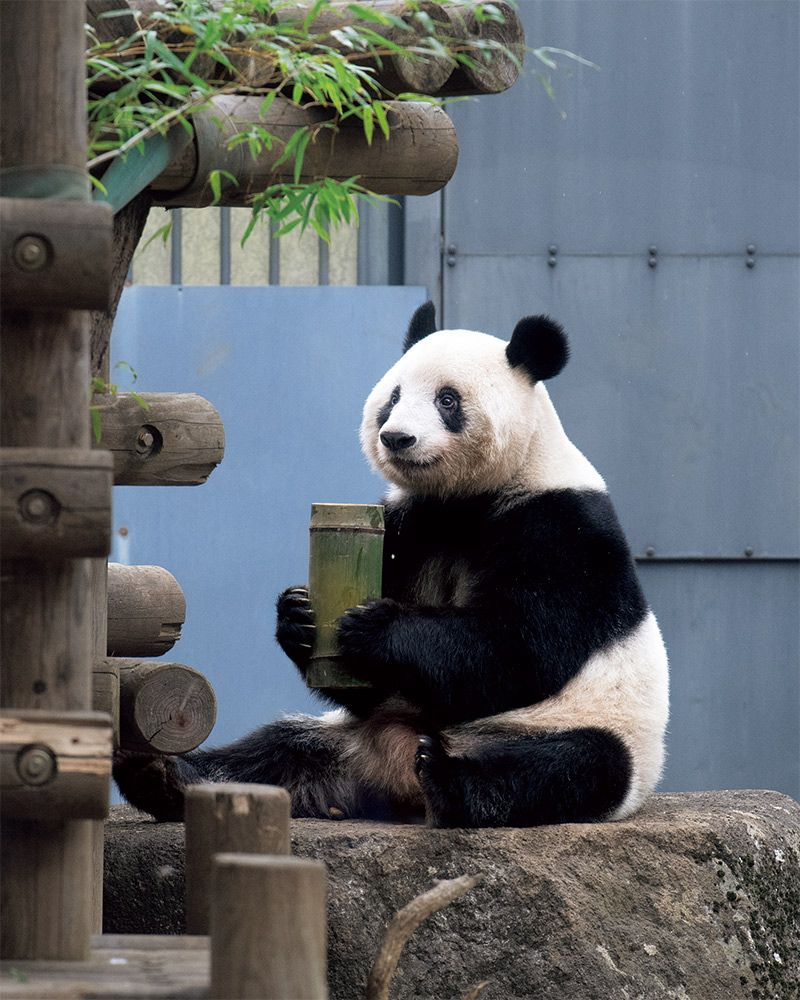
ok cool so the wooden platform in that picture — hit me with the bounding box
[0,936,209,999]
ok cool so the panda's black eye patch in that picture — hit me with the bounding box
[376,385,401,428]
[435,386,464,432]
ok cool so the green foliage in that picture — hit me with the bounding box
[89,361,150,444]
[87,1,592,238]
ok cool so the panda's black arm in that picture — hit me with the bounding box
[336,600,562,725]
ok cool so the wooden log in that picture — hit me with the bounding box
[91,392,225,486]
[185,784,291,934]
[152,96,458,204]
[0,448,113,559]
[92,657,120,747]
[107,564,186,658]
[117,659,217,754]
[0,198,113,311]
[437,1,525,95]
[275,1,455,95]
[210,854,327,1000]
[307,503,384,688]
[0,711,111,821]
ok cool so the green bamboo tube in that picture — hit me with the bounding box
[306,503,384,688]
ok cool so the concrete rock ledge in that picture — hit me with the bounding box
[104,790,800,1000]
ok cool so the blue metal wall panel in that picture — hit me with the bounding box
[110,286,427,751]
[640,561,799,797]
[446,0,800,256]
[441,253,800,558]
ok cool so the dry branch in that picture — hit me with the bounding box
[366,873,484,1000]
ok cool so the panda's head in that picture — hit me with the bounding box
[361,302,570,497]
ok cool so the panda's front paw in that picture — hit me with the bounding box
[276,585,315,672]
[415,734,460,828]
[336,598,401,672]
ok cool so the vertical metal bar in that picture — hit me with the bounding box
[269,218,280,285]
[387,196,405,285]
[170,208,182,285]
[318,234,330,286]
[220,206,231,285]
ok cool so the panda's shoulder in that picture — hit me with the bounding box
[493,487,633,553]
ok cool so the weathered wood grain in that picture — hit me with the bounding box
[152,97,458,204]
[91,393,225,486]
[185,784,291,934]
[107,565,186,658]
[0,711,112,820]
[0,448,113,559]
[118,659,217,753]
[210,854,328,999]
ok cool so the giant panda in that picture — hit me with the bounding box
[114,303,669,828]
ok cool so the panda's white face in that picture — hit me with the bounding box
[361,330,540,497]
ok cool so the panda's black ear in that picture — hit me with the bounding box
[403,300,437,353]
[506,315,569,382]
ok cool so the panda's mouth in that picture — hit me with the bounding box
[388,454,441,470]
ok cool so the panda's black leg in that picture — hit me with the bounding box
[416,728,633,828]
[114,716,395,823]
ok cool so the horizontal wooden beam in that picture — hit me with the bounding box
[0,448,113,559]
[0,198,113,311]
[151,97,458,205]
[107,564,185,658]
[0,711,112,821]
[117,659,217,754]
[92,392,225,486]
[92,658,120,747]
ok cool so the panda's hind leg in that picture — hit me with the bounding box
[415,728,632,828]
[114,714,389,822]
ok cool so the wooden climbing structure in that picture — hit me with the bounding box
[0,0,524,995]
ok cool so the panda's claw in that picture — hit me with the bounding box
[414,734,440,778]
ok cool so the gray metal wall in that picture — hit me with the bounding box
[404,0,799,796]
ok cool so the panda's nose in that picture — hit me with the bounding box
[380,431,417,452]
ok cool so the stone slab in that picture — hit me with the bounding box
[104,790,800,1000]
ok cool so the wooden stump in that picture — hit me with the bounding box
[106,564,186,657]
[210,854,327,1000]
[185,784,291,934]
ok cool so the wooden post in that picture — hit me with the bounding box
[185,784,291,934]
[307,503,384,688]
[0,0,110,961]
[210,854,327,1000]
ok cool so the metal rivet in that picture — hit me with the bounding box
[645,546,656,558]
[648,246,658,269]
[744,547,754,557]
[16,745,57,786]
[13,235,49,272]
[746,245,756,255]
[446,245,457,268]
[18,489,59,525]
[119,526,129,538]
[746,258,755,268]
[547,245,558,268]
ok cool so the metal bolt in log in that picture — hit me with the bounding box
[152,97,459,205]
[185,784,291,934]
[0,448,114,559]
[0,199,113,311]
[210,854,327,1000]
[117,659,217,753]
[307,503,384,689]
[107,564,186,657]
[0,711,112,821]
[91,392,224,486]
